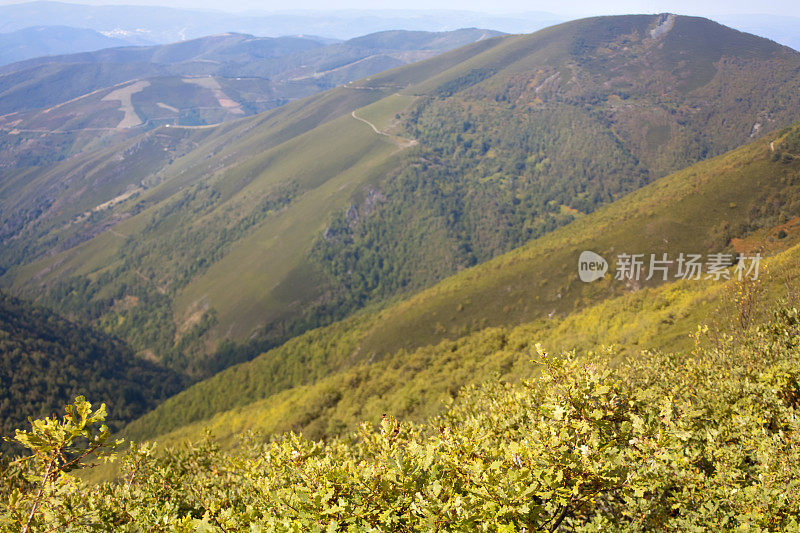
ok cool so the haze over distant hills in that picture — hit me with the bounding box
[0,27,500,173]
[0,2,562,41]
[715,14,800,53]
[1,2,799,54]
[0,25,154,65]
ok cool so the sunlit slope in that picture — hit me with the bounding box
[6,14,800,379]
[173,99,416,341]
[136,240,800,449]
[1,83,390,274]
[4,86,422,373]
[124,123,800,441]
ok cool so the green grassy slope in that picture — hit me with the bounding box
[5,14,800,382]
[3,83,417,375]
[135,242,799,449]
[123,122,800,442]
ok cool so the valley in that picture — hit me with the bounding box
[3,10,800,530]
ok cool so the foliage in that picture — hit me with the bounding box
[0,291,186,450]
[4,309,800,530]
[1,397,119,532]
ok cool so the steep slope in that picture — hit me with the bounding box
[4,15,800,382]
[123,122,800,443]
[0,29,500,186]
[0,291,186,445]
[2,86,416,377]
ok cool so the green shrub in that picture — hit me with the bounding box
[3,308,800,530]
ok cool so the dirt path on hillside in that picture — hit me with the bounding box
[351,110,417,148]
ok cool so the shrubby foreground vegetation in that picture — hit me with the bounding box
[3,304,800,531]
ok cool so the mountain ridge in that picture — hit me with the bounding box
[3,13,800,382]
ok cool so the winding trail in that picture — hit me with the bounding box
[351,110,388,136]
[351,110,417,148]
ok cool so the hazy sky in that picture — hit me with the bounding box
[3,0,800,18]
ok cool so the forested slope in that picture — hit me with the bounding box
[124,121,800,443]
[0,291,186,445]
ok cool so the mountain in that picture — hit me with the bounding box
[0,28,501,137]
[3,15,800,383]
[121,120,800,444]
[0,2,561,42]
[0,25,150,66]
[5,115,800,533]
[0,290,186,447]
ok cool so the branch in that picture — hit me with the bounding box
[22,455,56,533]
[548,503,570,533]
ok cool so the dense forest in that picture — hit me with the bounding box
[0,291,186,448]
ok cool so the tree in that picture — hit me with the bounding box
[2,397,120,532]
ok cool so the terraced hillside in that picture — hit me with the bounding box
[0,29,499,174]
[0,28,501,118]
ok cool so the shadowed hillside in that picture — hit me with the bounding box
[0,291,186,447]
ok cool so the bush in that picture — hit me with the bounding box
[3,309,800,530]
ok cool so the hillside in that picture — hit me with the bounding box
[0,25,148,66]
[0,28,499,181]
[0,291,186,446]
[4,14,800,383]
[0,28,501,119]
[7,306,800,530]
[4,13,800,529]
[122,121,800,444]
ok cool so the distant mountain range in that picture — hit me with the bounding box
[1,2,798,55]
[0,2,562,42]
[0,25,154,65]
[0,28,501,174]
